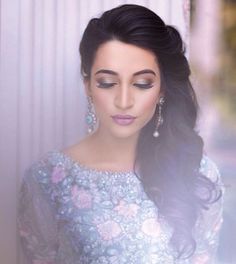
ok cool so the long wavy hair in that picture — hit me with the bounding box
[79,4,221,259]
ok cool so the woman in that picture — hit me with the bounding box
[18,4,224,264]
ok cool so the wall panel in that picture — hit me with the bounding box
[0,1,189,263]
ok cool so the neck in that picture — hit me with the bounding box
[89,128,139,168]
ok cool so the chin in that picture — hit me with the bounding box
[110,128,140,139]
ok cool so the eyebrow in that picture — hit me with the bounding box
[95,69,156,76]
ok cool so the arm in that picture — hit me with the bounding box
[190,157,224,264]
[17,167,59,264]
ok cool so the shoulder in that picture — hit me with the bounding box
[22,150,73,200]
[199,154,225,209]
[196,154,225,229]
[190,157,224,264]
[192,155,225,257]
[198,154,225,226]
[200,154,223,186]
[25,150,68,179]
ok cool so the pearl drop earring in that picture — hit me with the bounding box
[153,97,165,138]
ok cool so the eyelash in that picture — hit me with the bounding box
[96,82,154,89]
[97,82,117,88]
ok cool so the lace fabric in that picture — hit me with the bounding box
[17,151,224,264]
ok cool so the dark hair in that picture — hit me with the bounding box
[79,4,221,259]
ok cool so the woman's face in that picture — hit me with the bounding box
[85,40,162,139]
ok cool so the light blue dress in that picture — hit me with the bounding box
[18,151,224,264]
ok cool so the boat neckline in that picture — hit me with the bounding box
[53,150,137,175]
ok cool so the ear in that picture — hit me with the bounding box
[83,78,92,97]
[158,91,165,101]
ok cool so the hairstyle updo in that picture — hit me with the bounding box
[79,4,221,259]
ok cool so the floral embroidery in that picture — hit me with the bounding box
[19,151,223,264]
[71,185,92,209]
[114,200,139,218]
[193,253,210,264]
[96,220,122,240]
[141,218,161,238]
[51,166,66,183]
[19,228,29,238]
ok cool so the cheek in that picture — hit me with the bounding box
[92,92,111,113]
[138,94,158,115]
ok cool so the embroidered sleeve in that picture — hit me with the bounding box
[190,156,224,264]
[18,165,59,264]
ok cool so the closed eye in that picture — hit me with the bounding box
[134,83,154,89]
[96,82,154,89]
[96,82,117,88]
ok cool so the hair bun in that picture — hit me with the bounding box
[166,25,185,54]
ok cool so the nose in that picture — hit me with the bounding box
[114,85,134,110]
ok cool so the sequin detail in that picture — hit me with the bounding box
[18,150,224,264]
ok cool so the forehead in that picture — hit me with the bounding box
[91,40,160,75]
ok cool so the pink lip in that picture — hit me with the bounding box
[112,114,136,119]
[111,115,136,126]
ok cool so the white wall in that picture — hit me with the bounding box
[0,0,189,263]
